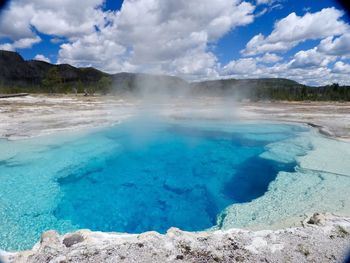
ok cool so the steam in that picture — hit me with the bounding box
[108,73,242,123]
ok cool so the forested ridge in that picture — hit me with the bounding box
[1,50,349,101]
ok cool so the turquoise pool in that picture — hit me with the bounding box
[0,119,310,250]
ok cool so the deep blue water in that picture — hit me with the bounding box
[54,120,298,233]
[0,119,309,250]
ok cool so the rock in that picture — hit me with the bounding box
[306,213,326,226]
[62,233,85,247]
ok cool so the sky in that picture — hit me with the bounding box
[0,0,350,86]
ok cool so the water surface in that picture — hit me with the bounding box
[0,119,309,250]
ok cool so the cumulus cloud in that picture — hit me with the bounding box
[242,8,349,56]
[289,48,335,69]
[256,53,282,63]
[57,30,127,72]
[58,0,255,77]
[31,0,105,37]
[256,0,279,5]
[34,54,51,63]
[165,48,218,78]
[50,38,65,44]
[0,0,105,39]
[318,33,350,57]
[222,58,258,76]
[0,3,35,40]
[0,36,41,51]
[0,0,105,55]
[221,50,350,86]
[332,61,350,74]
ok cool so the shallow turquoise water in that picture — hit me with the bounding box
[0,119,309,250]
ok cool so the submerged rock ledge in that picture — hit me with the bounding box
[2,213,349,263]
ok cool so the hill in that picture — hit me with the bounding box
[0,50,188,95]
[0,50,349,100]
[0,50,108,92]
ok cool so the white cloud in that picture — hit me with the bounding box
[34,54,51,63]
[256,0,278,5]
[332,61,350,74]
[221,51,350,86]
[222,58,258,75]
[243,33,295,55]
[0,0,106,54]
[289,48,335,68]
[50,38,65,44]
[0,0,105,39]
[13,36,41,49]
[256,52,282,63]
[0,36,41,51]
[58,0,256,77]
[0,3,35,40]
[58,31,127,73]
[166,48,218,78]
[0,43,14,51]
[242,8,349,56]
[318,33,350,57]
[30,0,106,38]
[255,8,268,17]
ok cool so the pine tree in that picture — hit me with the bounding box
[42,67,62,93]
[98,76,112,94]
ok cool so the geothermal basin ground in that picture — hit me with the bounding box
[0,95,349,263]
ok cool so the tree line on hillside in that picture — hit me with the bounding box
[37,67,113,95]
[42,67,113,95]
[0,67,113,95]
[252,83,350,101]
[0,68,349,101]
[191,79,350,101]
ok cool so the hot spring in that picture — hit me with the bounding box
[0,119,312,250]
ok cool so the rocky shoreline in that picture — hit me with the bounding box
[1,213,349,263]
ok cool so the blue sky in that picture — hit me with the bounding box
[0,0,350,85]
[216,0,349,63]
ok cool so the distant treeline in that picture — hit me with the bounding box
[190,79,350,101]
[256,83,350,101]
[0,50,349,101]
[0,67,112,95]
